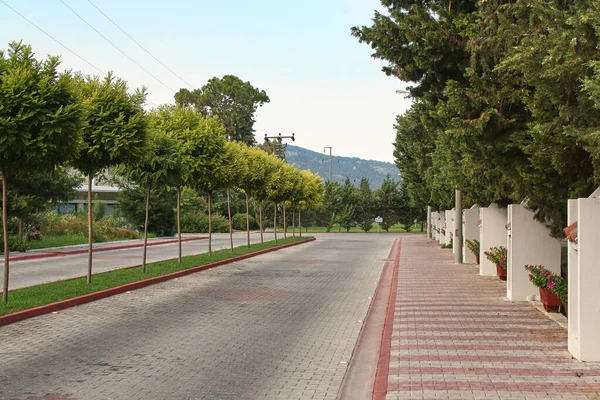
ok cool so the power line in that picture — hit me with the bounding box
[0,0,104,74]
[86,0,194,90]
[58,0,176,94]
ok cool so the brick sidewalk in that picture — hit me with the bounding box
[382,235,600,400]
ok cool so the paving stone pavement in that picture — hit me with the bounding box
[384,235,600,400]
[0,233,398,400]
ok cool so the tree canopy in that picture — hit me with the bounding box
[174,75,269,145]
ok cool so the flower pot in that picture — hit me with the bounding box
[540,288,562,312]
[476,255,480,265]
[496,264,507,281]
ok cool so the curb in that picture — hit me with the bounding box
[372,238,402,400]
[0,237,315,327]
[5,237,208,263]
[336,238,402,400]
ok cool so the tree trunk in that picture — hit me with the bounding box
[208,192,212,256]
[274,203,278,243]
[177,187,182,264]
[299,209,302,237]
[2,171,9,303]
[87,174,93,284]
[142,186,150,273]
[18,217,24,242]
[292,209,296,237]
[283,204,287,239]
[246,193,250,247]
[227,188,233,251]
[259,201,264,244]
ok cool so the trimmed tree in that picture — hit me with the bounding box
[0,42,84,302]
[73,72,148,284]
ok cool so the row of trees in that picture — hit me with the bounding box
[353,0,600,235]
[316,176,422,233]
[0,41,323,303]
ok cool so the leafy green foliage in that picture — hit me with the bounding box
[174,75,269,145]
[356,178,374,232]
[117,186,176,237]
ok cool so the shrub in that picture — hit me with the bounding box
[525,265,567,303]
[182,212,229,233]
[117,186,176,236]
[484,246,507,270]
[0,236,31,254]
[466,239,480,258]
[232,213,258,230]
[93,200,106,221]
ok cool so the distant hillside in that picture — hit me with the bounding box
[285,145,400,189]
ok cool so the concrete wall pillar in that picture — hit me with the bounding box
[506,204,561,302]
[463,206,480,264]
[479,204,507,277]
[445,209,454,247]
[438,212,446,245]
[568,192,600,361]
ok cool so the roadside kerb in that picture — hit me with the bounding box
[0,237,315,327]
[372,238,401,400]
[337,238,402,400]
[3,236,208,263]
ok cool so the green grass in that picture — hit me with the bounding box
[292,224,425,234]
[25,233,158,251]
[0,236,309,317]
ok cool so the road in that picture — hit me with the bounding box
[0,233,398,399]
[2,232,292,291]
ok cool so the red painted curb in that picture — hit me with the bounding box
[372,238,402,400]
[5,237,207,263]
[0,238,315,327]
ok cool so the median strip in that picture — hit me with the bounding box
[0,237,315,326]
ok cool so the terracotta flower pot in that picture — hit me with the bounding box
[476,255,480,265]
[540,288,562,312]
[496,264,507,281]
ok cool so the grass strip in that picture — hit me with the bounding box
[0,236,310,317]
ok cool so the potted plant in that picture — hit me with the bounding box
[551,274,568,317]
[484,246,507,280]
[525,265,564,312]
[466,239,480,264]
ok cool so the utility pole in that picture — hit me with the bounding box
[323,146,332,182]
[264,133,295,161]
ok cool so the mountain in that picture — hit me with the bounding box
[284,145,400,189]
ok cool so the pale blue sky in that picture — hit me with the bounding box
[0,0,411,162]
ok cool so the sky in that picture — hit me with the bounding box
[0,0,412,163]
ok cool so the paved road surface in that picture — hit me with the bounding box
[0,233,399,400]
[2,232,288,290]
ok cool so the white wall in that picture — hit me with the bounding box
[568,195,600,361]
[438,212,446,245]
[463,206,480,264]
[479,204,507,277]
[506,204,561,302]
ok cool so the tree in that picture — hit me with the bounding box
[222,141,250,250]
[73,72,148,283]
[297,170,325,235]
[115,131,181,272]
[337,177,358,232]
[317,181,342,232]
[8,167,82,239]
[374,175,401,232]
[247,148,281,244]
[356,177,374,232]
[0,42,84,302]
[174,75,269,145]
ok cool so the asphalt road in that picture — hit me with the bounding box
[0,233,397,400]
[2,232,288,290]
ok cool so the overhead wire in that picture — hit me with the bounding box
[58,0,177,94]
[0,0,105,75]
[86,0,194,90]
